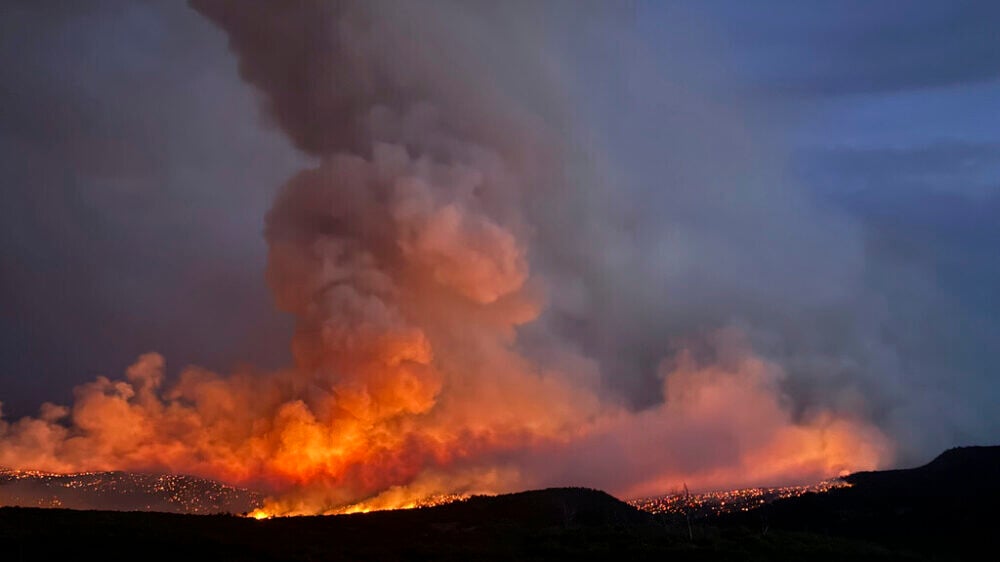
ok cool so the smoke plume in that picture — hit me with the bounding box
[0,0,893,514]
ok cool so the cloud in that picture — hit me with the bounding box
[801,142,1000,199]
[794,141,1000,452]
[686,0,1000,97]
[0,0,301,414]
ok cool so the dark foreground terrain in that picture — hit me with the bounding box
[1,446,998,561]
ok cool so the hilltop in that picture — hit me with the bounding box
[846,445,1000,493]
[721,445,1000,560]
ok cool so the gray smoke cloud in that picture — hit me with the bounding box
[196,0,893,477]
[0,0,302,414]
[3,0,979,513]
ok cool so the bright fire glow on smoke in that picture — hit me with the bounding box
[0,0,892,515]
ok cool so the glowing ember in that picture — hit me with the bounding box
[628,478,853,517]
[0,468,261,513]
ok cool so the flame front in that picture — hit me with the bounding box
[249,508,272,520]
[0,0,894,515]
[0,332,890,515]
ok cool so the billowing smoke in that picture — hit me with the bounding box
[0,0,893,514]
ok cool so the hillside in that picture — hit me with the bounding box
[0,486,914,561]
[0,468,261,513]
[0,488,670,561]
[721,445,1000,560]
[846,445,1000,494]
[1,448,999,560]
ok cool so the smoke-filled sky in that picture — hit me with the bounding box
[1,0,998,512]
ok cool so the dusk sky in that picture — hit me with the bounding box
[0,1,997,511]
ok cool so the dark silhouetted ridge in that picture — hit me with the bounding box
[846,445,1000,495]
[411,487,653,528]
[721,444,1000,560]
[3,448,1000,560]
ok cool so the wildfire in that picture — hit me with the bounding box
[0,342,890,516]
[249,508,272,520]
[0,0,894,516]
[330,493,471,515]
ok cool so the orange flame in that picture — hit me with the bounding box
[0,329,891,515]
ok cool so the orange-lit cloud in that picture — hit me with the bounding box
[0,325,890,515]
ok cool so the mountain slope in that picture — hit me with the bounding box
[0,468,261,513]
[721,445,1000,560]
[2,448,999,560]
